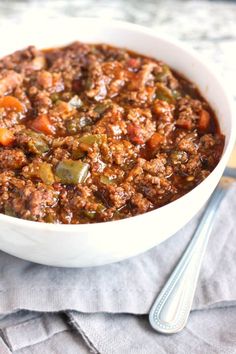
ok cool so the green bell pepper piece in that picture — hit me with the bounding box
[55,160,89,184]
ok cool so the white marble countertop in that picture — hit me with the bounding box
[0,0,235,101]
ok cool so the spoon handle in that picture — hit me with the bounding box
[149,179,230,334]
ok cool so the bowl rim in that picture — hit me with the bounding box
[0,17,235,231]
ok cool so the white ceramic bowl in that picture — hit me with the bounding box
[0,18,235,267]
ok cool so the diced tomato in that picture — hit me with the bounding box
[127,58,139,69]
[198,109,210,131]
[0,96,24,112]
[0,128,15,146]
[147,132,164,150]
[30,115,55,135]
[127,123,144,145]
[72,79,81,92]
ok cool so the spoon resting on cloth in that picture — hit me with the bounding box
[149,147,236,334]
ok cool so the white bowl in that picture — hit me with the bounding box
[0,18,235,267]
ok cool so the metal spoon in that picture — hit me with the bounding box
[149,164,236,334]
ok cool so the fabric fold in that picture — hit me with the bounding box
[68,309,236,354]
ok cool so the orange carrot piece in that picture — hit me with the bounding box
[31,115,55,135]
[0,96,24,112]
[147,132,164,150]
[0,128,15,146]
[198,109,210,131]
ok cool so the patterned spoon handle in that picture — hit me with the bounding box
[149,178,231,334]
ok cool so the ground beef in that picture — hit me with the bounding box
[0,42,225,223]
[0,70,23,96]
[176,97,203,130]
[0,149,27,170]
[10,182,58,221]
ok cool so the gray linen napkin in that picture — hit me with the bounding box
[0,184,235,353]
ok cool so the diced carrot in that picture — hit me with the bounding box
[147,132,164,150]
[31,115,55,135]
[153,99,173,116]
[0,96,24,112]
[198,109,210,131]
[0,128,15,146]
[176,117,192,130]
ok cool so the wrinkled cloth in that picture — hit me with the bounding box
[0,184,236,353]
